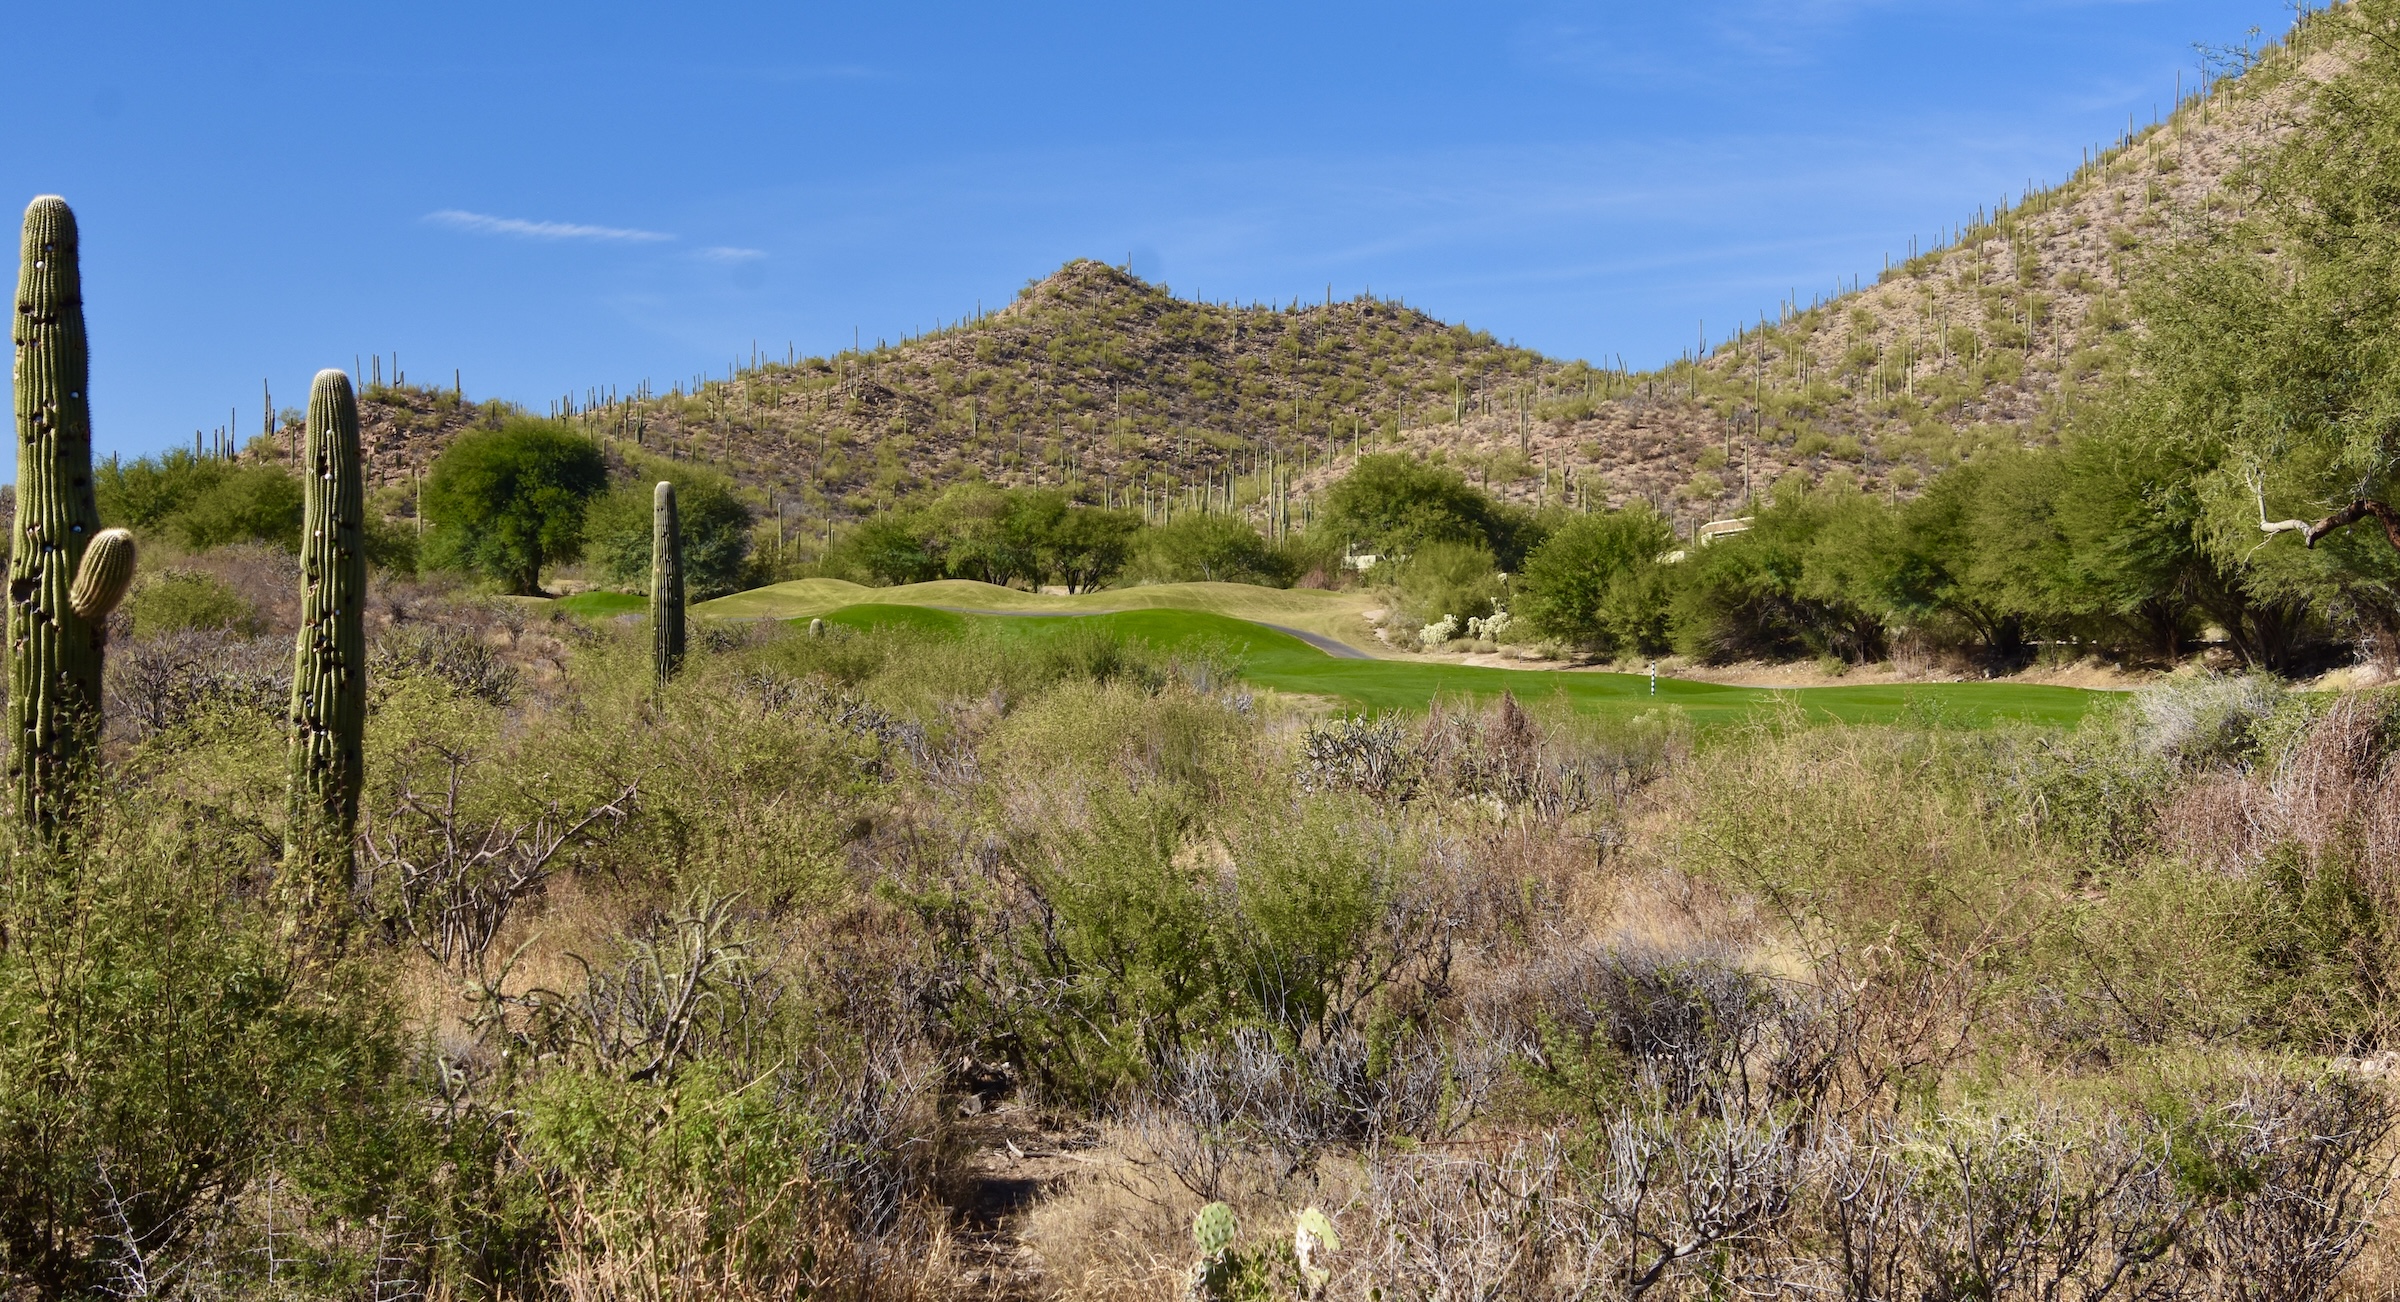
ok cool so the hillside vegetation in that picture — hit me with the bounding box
[213,5,2336,605]
[16,561,2393,1299]
[328,271,1553,540]
[305,9,2345,551]
[25,5,2400,1299]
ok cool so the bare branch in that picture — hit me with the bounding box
[2250,472,2400,551]
[360,753,639,983]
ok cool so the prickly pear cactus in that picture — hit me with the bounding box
[7,196,107,836]
[286,368,366,913]
[1193,1202,1238,1258]
[1294,1207,1339,1298]
[651,481,684,680]
[1181,1202,1242,1301]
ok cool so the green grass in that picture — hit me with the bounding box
[553,591,648,619]
[699,578,1383,652]
[815,604,2100,728]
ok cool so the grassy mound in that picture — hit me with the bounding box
[699,577,1383,652]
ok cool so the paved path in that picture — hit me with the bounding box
[1248,621,1372,659]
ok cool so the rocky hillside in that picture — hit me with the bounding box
[561,263,1560,527]
[1359,5,2351,528]
[321,6,2346,543]
[251,381,505,500]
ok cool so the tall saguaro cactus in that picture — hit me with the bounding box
[287,369,366,906]
[652,480,684,680]
[8,196,110,835]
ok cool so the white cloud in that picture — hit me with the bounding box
[424,209,673,243]
[697,245,768,262]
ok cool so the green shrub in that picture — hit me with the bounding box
[97,449,221,531]
[97,452,304,551]
[1514,507,1674,654]
[1010,783,1229,1090]
[125,569,261,638]
[931,780,1419,1101]
[1323,454,1530,562]
[1127,515,1292,586]
[170,464,304,550]
[1394,539,1505,630]
[0,824,405,1297]
[1225,795,1407,1041]
[363,508,420,576]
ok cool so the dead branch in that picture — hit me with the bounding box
[360,747,638,982]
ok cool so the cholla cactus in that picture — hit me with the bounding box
[1417,614,1459,648]
[1466,607,1512,641]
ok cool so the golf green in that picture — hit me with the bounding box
[815,603,2099,728]
[550,591,648,619]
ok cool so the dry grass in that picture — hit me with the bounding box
[60,595,2400,1300]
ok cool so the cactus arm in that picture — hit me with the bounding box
[652,481,684,679]
[8,197,105,835]
[285,369,366,913]
[69,528,136,622]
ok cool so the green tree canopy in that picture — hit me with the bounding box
[585,461,757,601]
[421,420,608,595]
[841,516,946,586]
[2104,2,2400,663]
[1514,506,1675,654]
[98,453,303,551]
[1322,454,1503,558]
[1036,498,1141,593]
[832,485,1142,592]
[1126,515,1289,586]
[1669,478,1888,664]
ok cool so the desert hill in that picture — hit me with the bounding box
[1359,7,2352,524]
[542,262,1561,535]
[312,6,2347,543]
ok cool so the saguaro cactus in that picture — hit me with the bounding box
[8,196,110,835]
[287,369,366,903]
[652,480,684,680]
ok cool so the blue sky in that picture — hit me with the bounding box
[3,0,2298,468]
